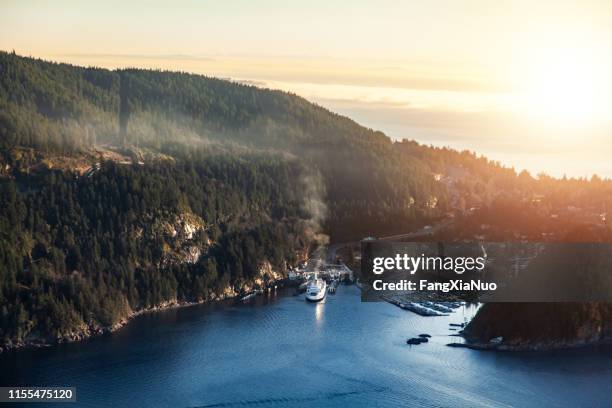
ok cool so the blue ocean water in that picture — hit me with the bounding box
[2,286,612,407]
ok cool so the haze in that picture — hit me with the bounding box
[2,0,612,177]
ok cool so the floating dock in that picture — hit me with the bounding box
[382,296,463,317]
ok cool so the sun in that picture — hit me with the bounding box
[512,43,612,126]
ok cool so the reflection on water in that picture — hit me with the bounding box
[314,301,324,326]
[2,286,612,407]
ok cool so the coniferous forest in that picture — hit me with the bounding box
[2,51,612,348]
[0,51,448,346]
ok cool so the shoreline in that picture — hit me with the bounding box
[8,280,611,355]
[447,336,612,352]
[1,299,214,354]
[1,280,294,354]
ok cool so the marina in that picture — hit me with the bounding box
[382,296,464,317]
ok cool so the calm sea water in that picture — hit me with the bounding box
[2,286,612,407]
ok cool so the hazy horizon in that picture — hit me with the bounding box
[2,0,611,177]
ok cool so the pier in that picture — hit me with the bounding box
[382,296,463,317]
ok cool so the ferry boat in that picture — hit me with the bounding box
[305,276,327,302]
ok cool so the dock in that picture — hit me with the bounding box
[382,296,463,317]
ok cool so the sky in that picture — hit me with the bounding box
[2,0,612,177]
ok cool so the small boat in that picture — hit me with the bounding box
[328,279,339,294]
[407,337,428,345]
[241,292,256,301]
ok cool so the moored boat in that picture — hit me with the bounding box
[305,277,327,302]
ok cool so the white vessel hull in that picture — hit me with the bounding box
[305,290,326,302]
[305,279,327,302]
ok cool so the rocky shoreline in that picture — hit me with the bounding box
[0,299,213,354]
[447,336,612,351]
[448,303,612,352]
[0,279,292,354]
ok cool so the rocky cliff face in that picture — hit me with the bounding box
[145,212,208,266]
[463,303,612,350]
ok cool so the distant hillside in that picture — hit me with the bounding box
[0,51,454,241]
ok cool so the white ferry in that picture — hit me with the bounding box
[305,276,327,302]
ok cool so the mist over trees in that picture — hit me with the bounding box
[0,52,448,345]
[0,51,451,240]
[2,51,612,347]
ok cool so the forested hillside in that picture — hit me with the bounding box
[0,51,450,240]
[0,51,451,348]
[0,150,318,346]
[2,51,612,350]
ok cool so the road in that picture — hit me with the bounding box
[306,217,455,275]
[377,218,454,241]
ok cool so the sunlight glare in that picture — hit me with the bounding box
[515,43,612,126]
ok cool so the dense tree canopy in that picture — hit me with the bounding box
[0,152,313,343]
[2,51,612,347]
